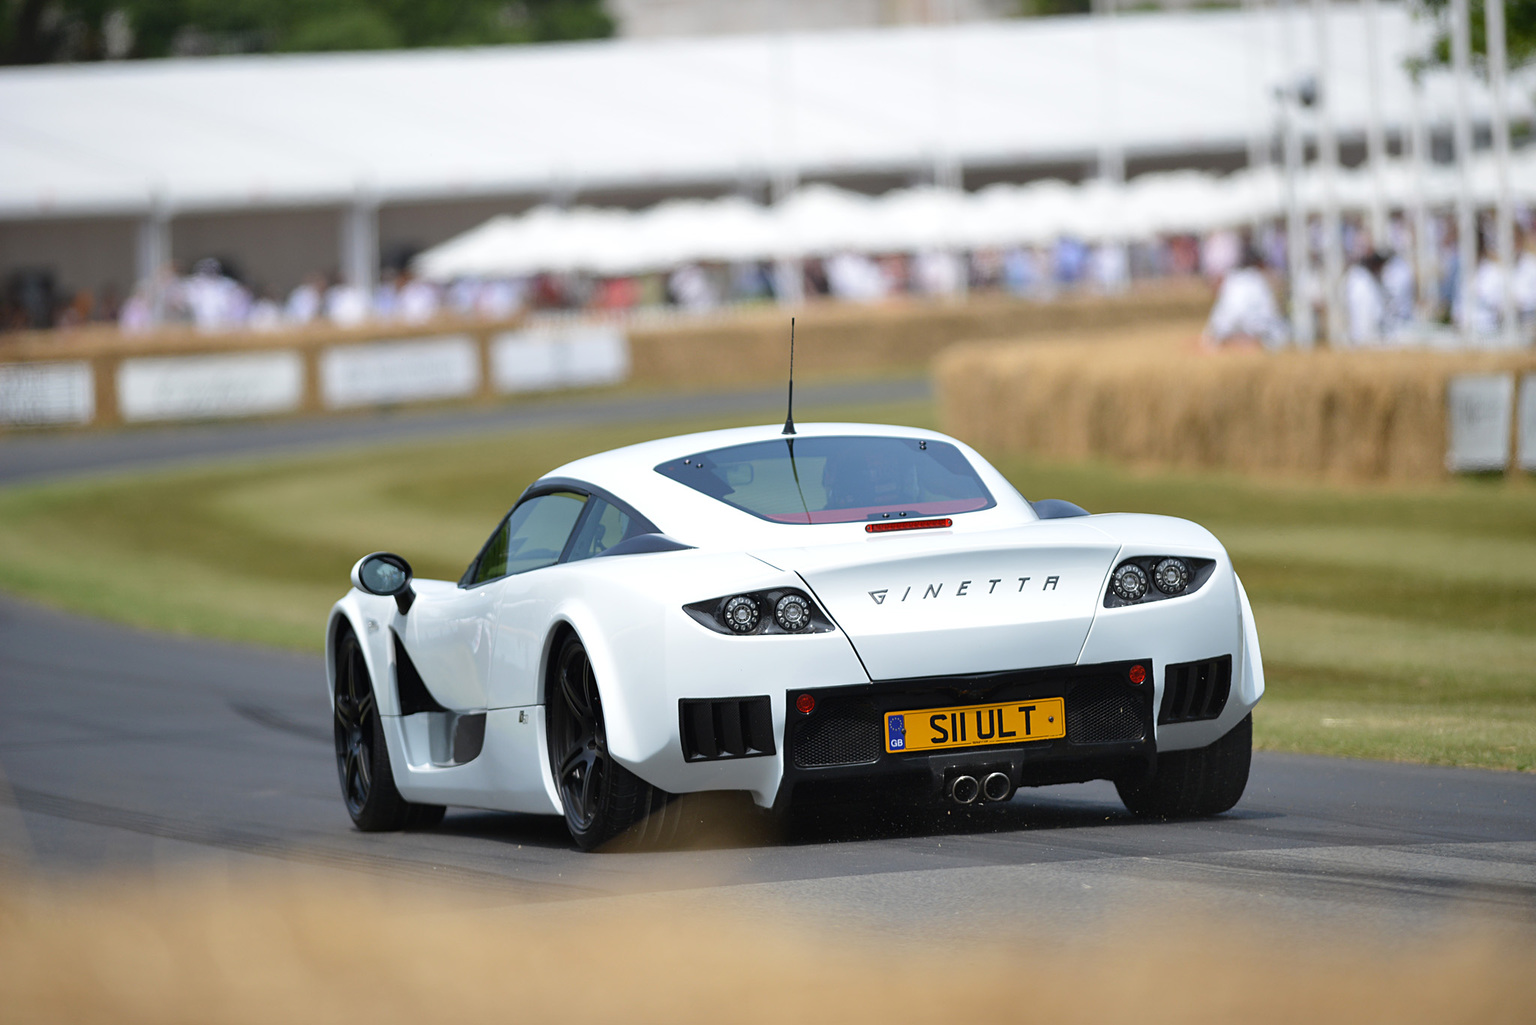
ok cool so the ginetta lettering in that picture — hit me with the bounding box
[868,574,1064,607]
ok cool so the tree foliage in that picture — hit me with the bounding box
[0,0,613,64]
[1418,0,1536,73]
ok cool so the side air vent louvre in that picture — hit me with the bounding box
[679,697,775,761]
[1159,656,1233,725]
[392,629,448,715]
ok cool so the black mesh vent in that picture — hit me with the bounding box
[792,703,883,768]
[679,697,775,761]
[1067,681,1146,745]
[1159,656,1232,725]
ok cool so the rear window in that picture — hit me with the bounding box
[655,436,995,525]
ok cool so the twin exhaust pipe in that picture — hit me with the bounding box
[949,772,1013,805]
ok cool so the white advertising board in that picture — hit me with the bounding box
[321,336,480,408]
[0,361,94,426]
[491,325,629,394]
[1445,373,1514,472]
[118,352,303,422]
[1519,374,1536,473]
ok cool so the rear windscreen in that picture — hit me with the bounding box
[655,436,995,525]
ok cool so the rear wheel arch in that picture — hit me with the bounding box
[540,620,581,707]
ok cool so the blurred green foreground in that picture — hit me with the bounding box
[0,397,1531,771]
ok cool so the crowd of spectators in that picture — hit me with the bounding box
[5,209,1535,348]
[1204,210,1536,349]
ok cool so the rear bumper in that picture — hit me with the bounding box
[774,658,1157,810]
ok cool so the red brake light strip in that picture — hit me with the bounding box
[865,517,953,534]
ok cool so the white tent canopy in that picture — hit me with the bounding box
[413,149,1536,280]
[3,3,1531,221]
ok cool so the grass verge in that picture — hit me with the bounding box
[0,397,1531,770]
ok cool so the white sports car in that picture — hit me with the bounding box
[328,421,1263,849]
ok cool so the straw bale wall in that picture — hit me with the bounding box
[937,330,1536,484]
[626,285,1210,386]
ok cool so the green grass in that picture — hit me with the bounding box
[996,455,1536,772]
[0,396,1531,771]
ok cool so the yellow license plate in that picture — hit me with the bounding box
[884,697,1066,754]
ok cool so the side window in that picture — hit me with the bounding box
[470,491,587,585]
[470,516,512,585]
[565,499,638,563]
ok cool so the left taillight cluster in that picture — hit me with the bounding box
[1104,556,1215,608]
[684,588,834,636]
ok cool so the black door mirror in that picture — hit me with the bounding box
[351,552,416,614]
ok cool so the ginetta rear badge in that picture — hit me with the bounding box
[869,576,1061,604]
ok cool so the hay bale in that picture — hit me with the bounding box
[937,333,1536,484]
[626,284,1210,387]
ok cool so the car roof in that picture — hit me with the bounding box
[535,422,1035,547]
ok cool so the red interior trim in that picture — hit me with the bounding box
[865,517,953,534]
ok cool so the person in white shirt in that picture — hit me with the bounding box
[184,258,249,332]
[1203,249,1286,348]
[1090,243,1129,292]
[913,249,963,297]
[826,252,888,303]
[668,264,716,311]
[395,271,440,324]
[285,273,325,325]
[1344,252,1388,346]
[325,277,369,327]
[1381,251,1415,335]
[247,288,283,332]
[1513,227,1536,330]
[1200,228,1241,283]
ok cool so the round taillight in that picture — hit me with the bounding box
[775,593,811,632]
[1111,562,1149,602]
[1129,664,1146,685]
[795,693,816,715]
[722,595,760,633]
[1153,558,1190,595]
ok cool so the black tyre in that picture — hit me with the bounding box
[546,634,675,851]
[1116,713,1252,819]
[333,625,446,832]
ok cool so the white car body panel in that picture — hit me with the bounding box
[325,421,1263,816]
[765,521,1122,680]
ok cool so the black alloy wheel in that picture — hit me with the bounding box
[552,637,608,833]
[547,634,672,850]
[332,624,445,832]
[334,629,377,818]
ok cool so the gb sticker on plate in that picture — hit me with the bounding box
[887,713,906,750]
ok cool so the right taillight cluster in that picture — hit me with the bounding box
[1104,556,1215,608]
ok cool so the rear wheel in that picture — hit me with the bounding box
[333,626,445,832]
[1116,714,1252,819]
[547,634,673,851]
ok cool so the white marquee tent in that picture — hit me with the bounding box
[2,3,1529,221]
[413,148,1536,279]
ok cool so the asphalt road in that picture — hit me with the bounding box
[0,378,929,486]
[3,595,1532,935]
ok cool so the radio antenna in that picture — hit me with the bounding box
[782,317,797,436]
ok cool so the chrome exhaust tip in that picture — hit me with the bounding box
[950,775,980,805]
[982,771,1013,803]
